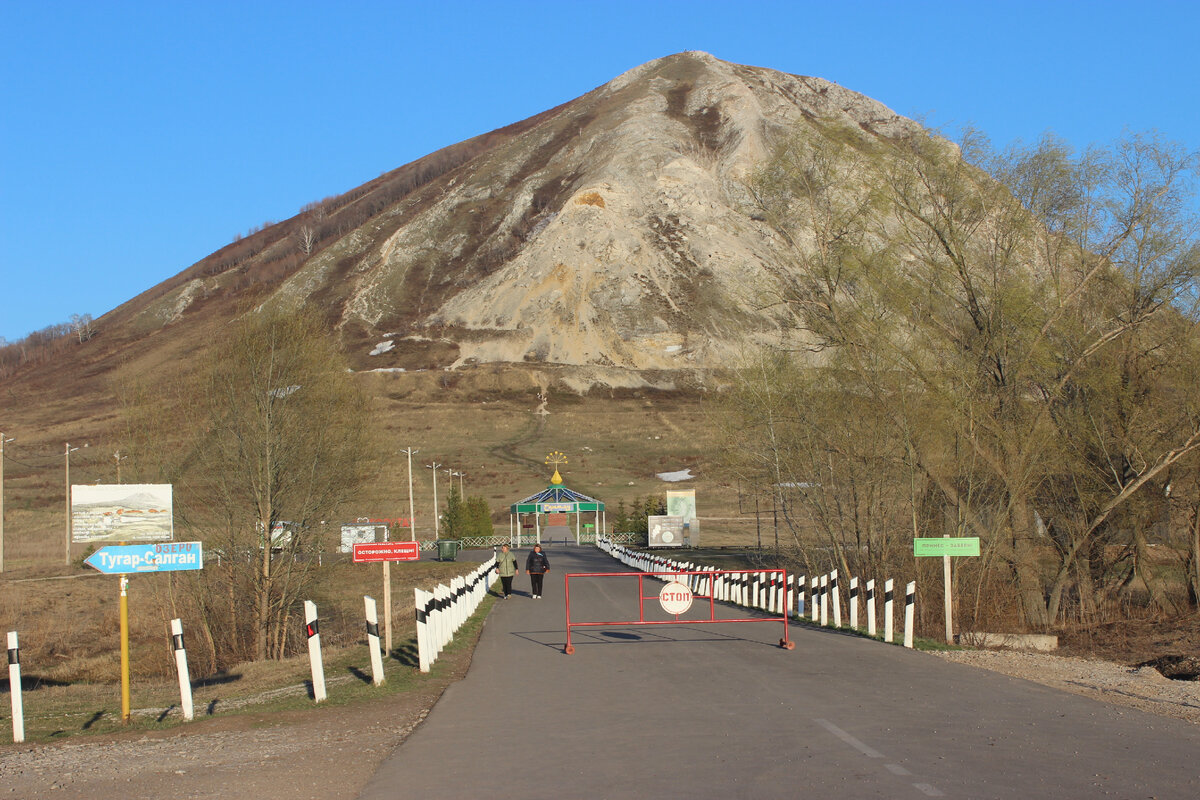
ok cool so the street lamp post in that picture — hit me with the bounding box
[425,462,442,538]
[64,442,86,565]
[401,447,418,542]
[0,433,12,572]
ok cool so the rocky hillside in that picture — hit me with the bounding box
[91,51,922,384]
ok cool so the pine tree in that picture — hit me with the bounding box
[442,485,465,538]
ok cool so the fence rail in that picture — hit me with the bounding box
[596,537,916,647]
[414,556,497,672]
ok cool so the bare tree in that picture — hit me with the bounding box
[122,308,378,662]
[727,125,1200,630]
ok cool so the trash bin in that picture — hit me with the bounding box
[435,539,460,562]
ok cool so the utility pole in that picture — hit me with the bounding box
[0,433,12,572]
[400,447,418,542]
[425,462,442,538]
[65,442,86,565]
[113,450,127,484]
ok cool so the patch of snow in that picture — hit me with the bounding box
[370,340,396,356]
[367,367,407,373]
[656,469,695,482]
[665,344,682,353]
[268,385,301,399]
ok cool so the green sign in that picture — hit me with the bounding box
[914,537,981,557]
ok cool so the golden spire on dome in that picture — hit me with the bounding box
[545,451,568,485]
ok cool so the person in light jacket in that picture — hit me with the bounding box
[526,544,550,599]
[496,544,518,598]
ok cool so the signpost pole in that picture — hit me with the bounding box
[119,575,131,723]
[383,560,392,655]
[943,534,953,645]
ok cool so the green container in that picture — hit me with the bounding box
[436,539,460,561]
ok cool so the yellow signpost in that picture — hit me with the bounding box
[119,575,130,723]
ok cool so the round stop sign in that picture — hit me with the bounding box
[659,581,694,615]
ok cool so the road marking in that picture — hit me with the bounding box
[815,719,945,798]
[814,718,884,758]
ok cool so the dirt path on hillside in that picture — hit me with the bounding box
[488,405,546,470]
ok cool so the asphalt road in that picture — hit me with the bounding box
[359,545,1200,799]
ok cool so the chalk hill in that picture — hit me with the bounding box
[62,52,921,386]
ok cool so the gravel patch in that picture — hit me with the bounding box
[931,648,1200,724]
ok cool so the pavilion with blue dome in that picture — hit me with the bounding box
[508,461,606,545]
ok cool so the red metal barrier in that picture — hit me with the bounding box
[563,569,794,654]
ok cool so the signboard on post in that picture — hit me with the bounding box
[914,536,981,645]
[352,541,420,563]
[84,542,204,574]
[913,537,981,557]
[648,515,684,548]
[666,490,699,546]
[340,524,383,553]
[71,484,173,543]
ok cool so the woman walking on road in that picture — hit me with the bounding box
[496,544,518,598]
[526,544,550,599]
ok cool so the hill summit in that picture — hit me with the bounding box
[102,51,920,383]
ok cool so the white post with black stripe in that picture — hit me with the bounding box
[786,575,796,618]
[7,631,23,744]
[884,579,895,644]
[904,581,916,648]
[304,600,327,702]
[795,575,805,618]
[810,576,819,621]
[415,588,433,673]
[866,579,877,637]
[819,574,829,626]
[169,618,194,721]
[364,595,384,686]
[831,569,841,628]
[435,584,451,657]
[849,577,859,630]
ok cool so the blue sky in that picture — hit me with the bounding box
[2,0,1197,342]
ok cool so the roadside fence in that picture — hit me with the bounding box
[596,538,916,648]
[414,555,498,672]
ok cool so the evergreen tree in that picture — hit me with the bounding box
[464,496,493,537]
[441,485,465,538]
[613,499,630,533]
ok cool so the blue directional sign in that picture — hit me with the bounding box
[84,542,203,574]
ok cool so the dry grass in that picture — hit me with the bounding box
[575,191,606,208]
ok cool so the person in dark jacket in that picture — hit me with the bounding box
[526,544,550,599]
